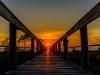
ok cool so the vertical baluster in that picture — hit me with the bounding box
[36,40,39,53]
[58,41,61,55]
[9,23,17,70]
[80,25,89,70]
[55,43,57,53]
[63,38,68,60]
[31,38,34,56]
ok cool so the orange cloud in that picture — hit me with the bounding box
[36,31,65,39]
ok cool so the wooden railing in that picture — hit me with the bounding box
[51,1,100,70]
[0,1,46,73]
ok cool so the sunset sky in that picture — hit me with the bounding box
[0,0,100,46]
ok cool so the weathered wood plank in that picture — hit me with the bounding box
[5,50,93,75]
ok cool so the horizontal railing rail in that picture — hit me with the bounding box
[0,1,46,74]
[51,1,100,71]
[0,1,38,39]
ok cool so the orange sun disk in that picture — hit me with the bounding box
[46,43,50,47]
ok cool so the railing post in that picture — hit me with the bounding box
[40,43,42,52]
[31,38,34,56]
[40,43,44,53]
[63,38,68,60]
[9,23,17,70]
[36,40,39,53]
[80,25,89,70]
[24,39,25,51]
[39,41,41,52]
[58,41,61,55]
[39,42,42,53]
[52,45,55,53]
[55,44,57,53]
[38,41,40,52]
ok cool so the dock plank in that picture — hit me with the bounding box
[4,50,93,75]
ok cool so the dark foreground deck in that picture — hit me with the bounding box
[4,50,93,75]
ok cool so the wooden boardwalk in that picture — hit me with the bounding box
[4,50,93,75]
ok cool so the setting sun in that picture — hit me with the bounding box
[46,43,50,47]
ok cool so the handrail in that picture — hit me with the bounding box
[51,1,100,70]
[0,1,45,71]
[53,1,100,45]
[0,1,38,40]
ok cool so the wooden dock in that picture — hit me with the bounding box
[4,50,93,75]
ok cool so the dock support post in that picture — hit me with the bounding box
[63,38,68,60]
[24,39,25,51]
[55,44,57,53]
[58,41,61,55]
[36,40,39,53]
[40,43,42,52]
[31,38,34,56]
[9,23,17,70]
[39,42,41,52]
[52,45,55,52]
[80,25,89,70]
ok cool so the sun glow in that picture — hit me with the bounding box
[46,43,50,47]
[45,43,51,48]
